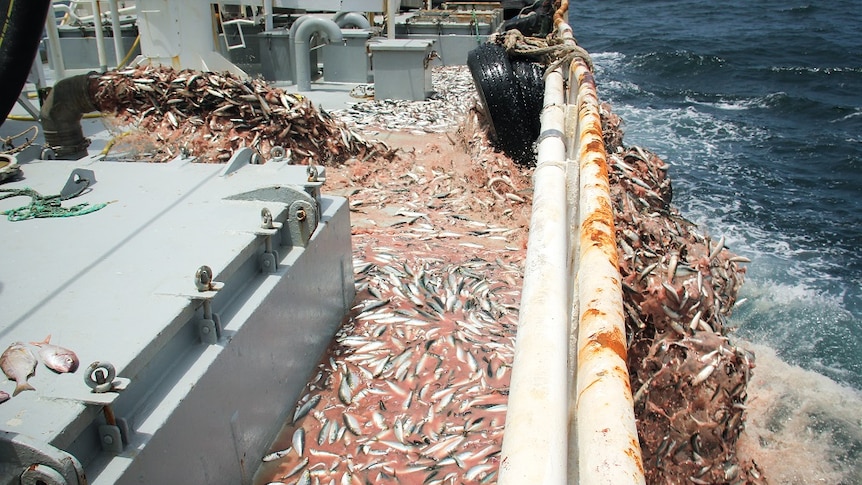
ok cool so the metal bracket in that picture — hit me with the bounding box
[60,169,96,199]
[287,199,317,248]
[194,265,223,344]
[81,361,131,453]
[256,208,281,273]
[225,180,322,248]
[0,431,86,485]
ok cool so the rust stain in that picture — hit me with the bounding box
[580,69,596,88]
[586,328,627,363]
[613,365,632,393]
[583,307,604,320]
[553,0,569,27]
[584,138,604,154]
[625,441,646,475]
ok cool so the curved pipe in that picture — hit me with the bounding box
[293,16,343,91]
[0,0,52,124]
[333,11,371,29]
[40,73,98,160]
[288,15,313,83]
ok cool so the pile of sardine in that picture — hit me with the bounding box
[256,242,523,485]
[601,104,766,484]
[333,66,478,133]
[90,65,394,164]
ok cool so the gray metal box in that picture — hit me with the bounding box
[369,39,435,101]
[51,26,140,70]
[322,29,373,83]
[259,29,293,82]
[220,24,264,77]
[406,33,489,65]
[259,29,323,84]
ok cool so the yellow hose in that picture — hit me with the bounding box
[117,34,141,69]
[6,112,102,122]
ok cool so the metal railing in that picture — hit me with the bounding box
[497,2,646,483]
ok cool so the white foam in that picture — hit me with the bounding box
[735,341,862,483]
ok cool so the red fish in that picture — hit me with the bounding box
[31,335,79,374]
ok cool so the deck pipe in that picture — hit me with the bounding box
[290,16,344,91]
[333,12,371,29]
[40,72,98,160]
[498,7,647,483]
[497,51,570,485]
[90,0,108,71]
[109,0,124,66]
[566,38,647,485]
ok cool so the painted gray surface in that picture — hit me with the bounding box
[0,155,353,484]
[369,38,435,101]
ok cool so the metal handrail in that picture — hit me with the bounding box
[497,1,646,483]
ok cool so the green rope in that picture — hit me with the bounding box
[0,187,109,221]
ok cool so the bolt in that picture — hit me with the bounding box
[296,208,307,221]
[103,435,114,445]
[201,326,211,334]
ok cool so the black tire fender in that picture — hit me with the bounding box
[467,43,544,166]
[0,0,52,125]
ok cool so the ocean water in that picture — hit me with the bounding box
[570,1,862,482]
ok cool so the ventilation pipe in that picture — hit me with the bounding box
[40,73,99,160]
[288,15,313,83]
[333,11,371,29]
[292,16,343,91]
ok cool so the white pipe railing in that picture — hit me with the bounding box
[497,63,570,485]
[498,5,646,484]
[109,0,124,66]
[45,8,66,79]
[90,0,108,71]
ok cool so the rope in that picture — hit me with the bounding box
[497,29,593,73]
[2,125,39,155]
[0,180,110,221]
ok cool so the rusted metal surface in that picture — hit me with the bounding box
[570,56,646,484]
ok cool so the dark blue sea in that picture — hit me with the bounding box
[571,1,862,481]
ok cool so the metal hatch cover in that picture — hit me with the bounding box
[0,155,354,484]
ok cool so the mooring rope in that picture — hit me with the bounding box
[1,125,39,155]
[497,28,594,75]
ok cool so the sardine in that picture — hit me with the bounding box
[1,342,37,395]
[30,335,79,373]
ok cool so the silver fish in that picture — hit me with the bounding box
[1,342,37,395]
[31,335,79,373]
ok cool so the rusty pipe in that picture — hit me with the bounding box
[568,49,646,485]
[40,73,99,160]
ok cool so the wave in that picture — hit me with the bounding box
[731,277,861,389]
[735,342,862,484]
[630,50,727,78]
[770,65,862,75]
